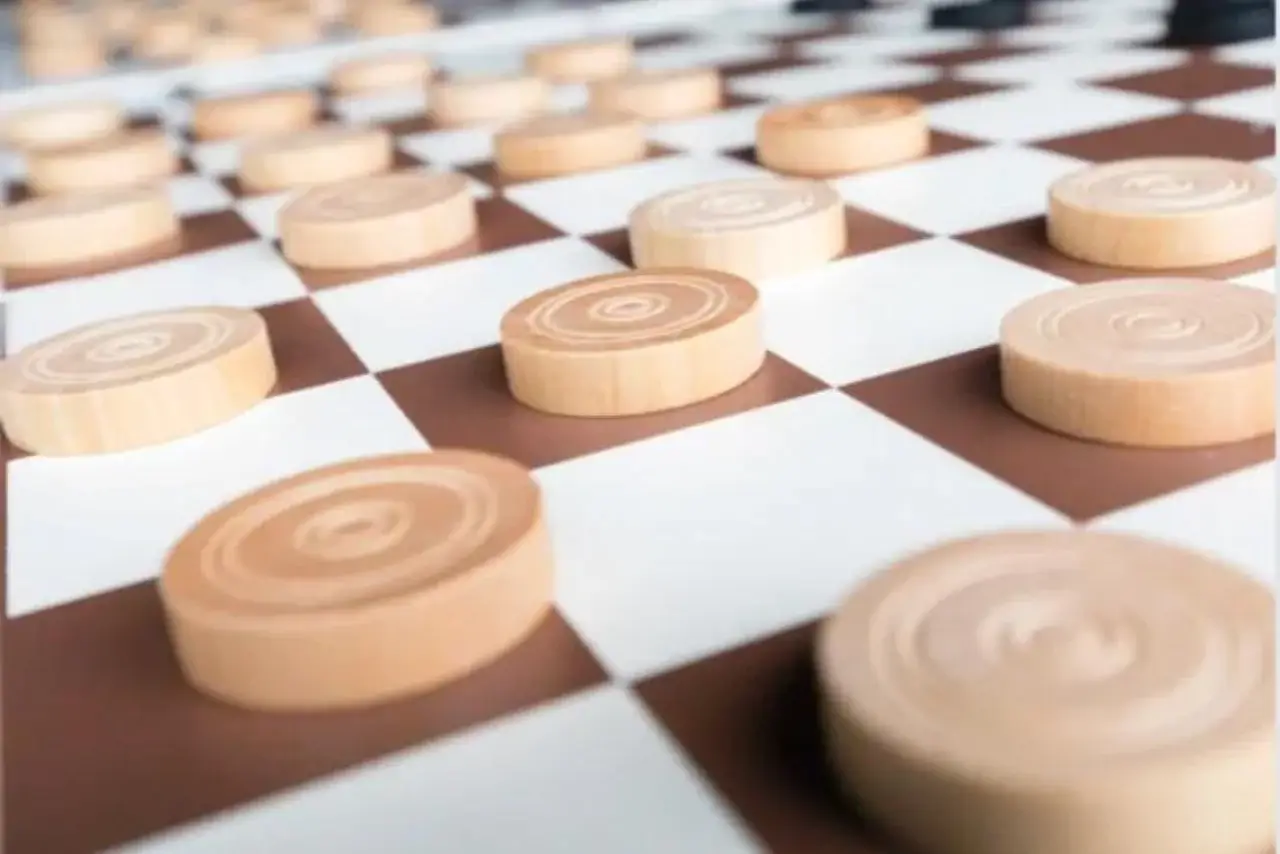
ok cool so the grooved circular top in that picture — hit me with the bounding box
[761,94,921,128]
[281,171,469,223]
[632,177,841,234]
[502,268,758,353]
[161,451,542,624]
[242,123,388,156]
[1000,278,1275,378]
[1050,157,1275,218]
[0,306,266,395]
[818,530,1275,783]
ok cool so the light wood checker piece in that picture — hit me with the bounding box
[159,449,556,711]
[525,36,634,83]
[589,67,722,120]
[350,1,439,36]
[817,529,1275,854]
[1000,278,1275,448]
[1047,158,1276,269]
[329,51,432,94]
[494,111,646,179]
[278,171,476,270]
[26,128,178,195]
[629,177,847,281]
[0,306,277,456]
[239,124,393,193]
[192,32,262,63]
[191,88,320,141]
[756,94,929,177]
[428,73,550,128]
[1,99,124,151]
[0,185,179,271]
[500,268,766,417]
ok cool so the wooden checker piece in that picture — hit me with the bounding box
[158,449,556,712]
[1047,157,1276,269]
[756,94,929,177]
[818,529,1275,854]
[630,177,846,281]
[256,8,322,47]
[1000,277,1274,448]
[428,73,550,128]
[329,51,432,95]
[26,128,178,195]
[0,185,179,274]
[525,36,634,83]
[20,41,109,79]
[493,112,646,180]
[0,306,276,456]
[350,1,437,36]
[192,31,261,63]
[500,268,765,417]
[279,171,476,270]
[1,99,124,152]
[191,88,319,142]
[239,124,393,194]
[132,10,199,62]
[589,67,722,121]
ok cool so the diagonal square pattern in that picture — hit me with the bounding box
[1094,57,1275,102]
[377,346,827,470]
[4,587,606,854]
[1034,112,1276,161]
[842,347,1275,521]
[638,623,893,854]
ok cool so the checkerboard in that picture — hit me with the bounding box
[2,0,1275,852]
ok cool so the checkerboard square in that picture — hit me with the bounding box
[925,84,1180,143]
[120,687,759,854]
[397,125,495,168]
[637,622,912,854]
[636,37,780,73]
[796,29,981,63]
[832,145,1085,235]
[843,347,1275,521]
[377,345,826,471]
[314,237,626,373]
[895,43,1042,70]
[952,47,1184,86]
[762,238,1071,386]
[1035,112,1276,162]
[1213,38,1274,70]
[1194,86,1275,127]
[1089,462,1276,586]
[728,60,940,102]
[541,390,1063,680]
[5,241,306,351]
[4,585,604,854]
[501,154,770,235]
[7,373,398,614]
[957,216,1277,284]
[995,17,1165,49]
[644,104,771,155]
[1095,57,1275,102]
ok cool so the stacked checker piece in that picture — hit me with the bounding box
[0,23,1275,854]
